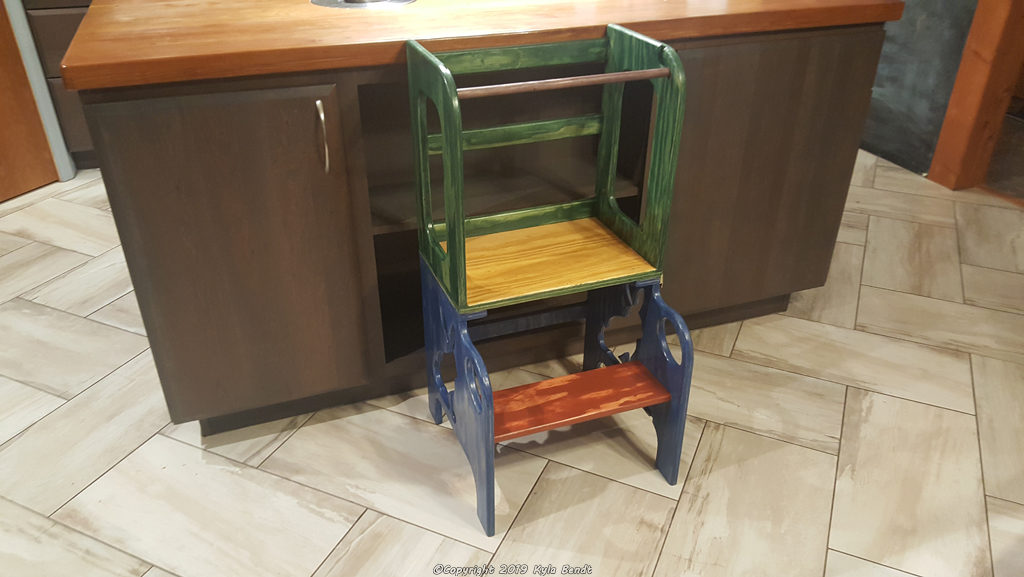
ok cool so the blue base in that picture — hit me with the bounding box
[421,261,694,535]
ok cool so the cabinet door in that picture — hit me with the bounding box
[661,26,885,315]
[88,84,379,422]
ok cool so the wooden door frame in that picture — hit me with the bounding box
[928,0,1024,190]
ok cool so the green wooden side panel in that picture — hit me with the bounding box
[427,114,602,154]
[594,24,686,269]
[433,199,597,239]
[407,25,685,314]
[437,39,607,75]
[407,40,468,308]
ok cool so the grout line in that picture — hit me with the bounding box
[985,493,1024,509]
[0,348,152,449]
[714,340,978,417]
[489,459,550,560]
[828,548,927,577]
[853,213,869,328]
[0,494,155,572]
[858,280,967,306]
[725,321,742,357]
[969,354,999,576]
[843,208,957,230]
[49,428,166,519]
[698,418,839,457]
[253,412,317,469]
[649,420,706,577]
[160,434,499,555]
[305,508,369,577]
[868,175,1021,212]
[822,386,849,577]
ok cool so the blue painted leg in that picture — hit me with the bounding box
[420,260,497,536]
[632,282,693,484]
[583,280,694,485]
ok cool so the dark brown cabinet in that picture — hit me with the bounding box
[87,83,380,423]
[82,25,885,431]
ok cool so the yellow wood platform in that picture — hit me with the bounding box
[444,217,657,307]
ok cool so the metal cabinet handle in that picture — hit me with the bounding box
[315,99,329,174]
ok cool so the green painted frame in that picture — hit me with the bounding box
[406,25,685,313]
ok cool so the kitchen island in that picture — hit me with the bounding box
[62,0,903,432]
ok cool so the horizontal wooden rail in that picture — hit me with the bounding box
[426,114,602,154]
[437,39,607,75]
[456,68,670,99]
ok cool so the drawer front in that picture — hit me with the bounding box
[27,8,87,78]
[47,78,92,152]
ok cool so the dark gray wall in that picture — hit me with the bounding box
[862,0,977,173]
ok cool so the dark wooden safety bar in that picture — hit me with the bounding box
[456,68,671,99]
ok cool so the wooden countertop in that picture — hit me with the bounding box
[62,0,903,90]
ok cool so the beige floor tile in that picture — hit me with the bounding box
[988,497,1024,577]
[655,424,835,577]
[862,216,963,302]
[89,290,146,335]
[22,247,132,316]
[824,550,918,577]
[874,164,1023,210]
[689,351,845,454]
[505,412,704,499]
[56,179,111,212]
[973,356,1024,504]
[262,403,546,552]
[1,380,58,441]
[0,299,149,398]
[0,243,90,303]
[494,462,674,576]
[0,496,149,577]
[838,211,869,246]
[161,412,313,466]
[850,149,879,187]
[142,569,179,577]
[686,321,742,356]
[0,169,102,220]
[962,265,1024,314]
[0,375,63,446]
[845,185,956,227]
[734,314,974,413]
[54,435,364,577]
[313,511,490,577]
[0,230,30,256]
[831,389,991,577]
[786,242,864,328]
[0,351,169,515]
[857,286,1024,366]
[0,198,120,256]
[956,203,1024,274]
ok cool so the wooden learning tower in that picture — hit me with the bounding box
[407,24,694,536]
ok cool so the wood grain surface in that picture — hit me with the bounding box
[927,0,1024,190]
[0,2,57,200]
[493,361,670,442]
[62,0,903,89]
[444,217,657,308]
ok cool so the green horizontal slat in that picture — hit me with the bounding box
[427,114,602,155]
[437,38,607,75]
[433,199,597,239]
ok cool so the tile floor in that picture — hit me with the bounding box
[0,153,1022,577]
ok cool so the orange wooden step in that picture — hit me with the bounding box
[492,361,670,443]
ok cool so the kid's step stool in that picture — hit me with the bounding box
[407,24,694,536]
